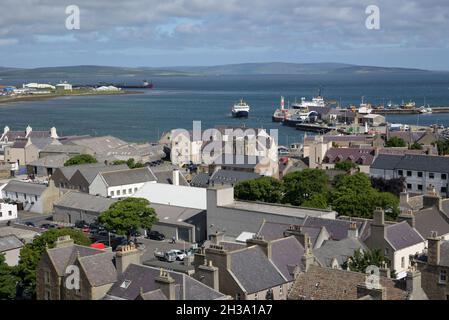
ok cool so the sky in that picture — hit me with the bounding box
[1,0,449,70]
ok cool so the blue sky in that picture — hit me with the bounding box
[2,0,449,70]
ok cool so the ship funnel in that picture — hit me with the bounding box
[281,96,285,110]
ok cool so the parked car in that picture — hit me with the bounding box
[147,230,165,241]
[75,220,89,229]
[24,222,36,227]
[168,249,187,261]
[154,249,177,262]
[41,223,55,230]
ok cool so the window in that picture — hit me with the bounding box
[117,190,121,196]
[44,290,51,300]
[254,293,258,300]
[15,192,18,199]
[418,172,423,178]
[398,170,403,176]
[279,285,283,296]
[429,173,435,179]
[24,194,27,200]
[35,195,38,202]
[128,188,132,194]
[401,257,405,268]
[44,271,50,284]
[407,184,412,190]
[440,270,447,284]
[134,188,138,192]
[407,171,412,177]
[442,187,447,194]
[442,174,447,180]
[122,189,126,195]
[0,212,2,218]
[418,184,423,191]
[8,211,12,216]
[110,191,115,197]
[385,248,389,255]
[235,293,241,300]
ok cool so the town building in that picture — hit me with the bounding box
[364,208,426,279]
[321,147,377,173]
[0,201,18,222]
[89,167,157,198]
[370,154,449,197]
[1,180,61,214]
[0,234,24,266]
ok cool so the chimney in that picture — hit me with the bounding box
[399,192,409,207]
[246,235,272,260]
[3,126,9,136]
[209,231,225,245]
[301,234,314,272]
[356,283,387,300]
[405,266,424,299]
[368,208,386,249]
[348,221,359,238]
[373,207,385,226]
[427,231,441,266]
[398,210,416,228]
[194,259,219,291]
[155,268,176,300]
[50,127,58,139]
[115,244,141,274]
[423,187,441,208]
[284,224,307,247]
[55,235,74,248]
[172,168,180,186]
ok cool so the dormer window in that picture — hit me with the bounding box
[120,280,132,289]
[439,270,447,284]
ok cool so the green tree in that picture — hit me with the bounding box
[385,136,406,148]
[0,253,18,299]
[410,142,423,150]
[112,158,145,169]
[435,140,449,156]
[343,249,390,273]
[64,154,98,166]
[15,228,90,298]
[234,177,283,203]
[334,160,358,172]
[302,193,329,209]
[98,198,158,242]
[282,169,329,206]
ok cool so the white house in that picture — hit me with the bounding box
[89,167,157,198]
[371,154,449,197]
[0,202,17,222]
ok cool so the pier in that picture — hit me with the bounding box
[371,107,449,115]
[295,123,335,133]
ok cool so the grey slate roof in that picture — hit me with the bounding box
[210,169,260,186]
[46,244,105,276]
[139,289,167,300]
[3,180,47,196]
[313,237,367,268]
[78,251,117,286]
[100,167,157,187]
[28,154,70,168]
[56,163,112,180]
[190,173,210,188]
[257,220,322,246]
[78,164,129,184]
[303,216,365,241]
[413,207,449,238]
[270,236,304,281]
[0,234,24,252]
[150,166,189,186]
[372,154,449,173]
[229,246,287,294]
[149,203,204,227]
[30,137,58,150]
[107,263,226,300]
[41,144,90,154]
[385,221,425,250]
[54,192,117,213]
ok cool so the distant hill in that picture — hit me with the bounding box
[0,63,435,79]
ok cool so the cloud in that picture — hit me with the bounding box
[1,0,449,68]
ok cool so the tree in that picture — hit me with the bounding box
[112,158,145,169]
[331,173,399,220]
[64,154,98,166]
[0,253,18,299]
[343,249,390,273]
[282,169,329,206]
[98,198,158,242]
[410,142,423,150]
[334,160,358,172]
[302,193,329,209]
[15,228,90,298]
[234,177,283,203]
[385,136,406,148]
[371,177,405,197]
[435,140,449,156]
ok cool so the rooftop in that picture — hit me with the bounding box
[371,154,449,173]
[100,167,157,187]
[54,191,117,213]
[3,180,48,196]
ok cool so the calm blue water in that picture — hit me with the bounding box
[1,73,449,145]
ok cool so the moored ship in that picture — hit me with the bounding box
[272,96,288,122]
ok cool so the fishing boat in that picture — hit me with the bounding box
[272,96,288,122]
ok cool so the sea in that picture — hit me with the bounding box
[1,73,449,146]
